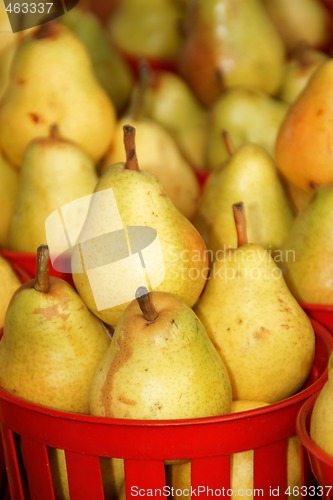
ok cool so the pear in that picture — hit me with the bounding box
[107,0,184,68]
[275,59,333,192]
[310,352,333,457]
[140,66,208,170]
[61,7,134,113]
[205,86,289,170]
[0,151,19,248]
[279,184,333,305]
[72,125,209,327]
[194,202,315,403]
[0,21,116,169]
[194,141,295,256]
[0,253,21,329]
[89,287,232,419]
[278,44,329,105]
[284,181,314,214]
[168,400,302,499]
[177,0,286,107]
[7,124,99,254]
[262,0,332,53]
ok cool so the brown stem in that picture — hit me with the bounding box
[232,202,248,247]
[34,245,50,293]
[49,123,60,140]
[129,58,152,122]
[123,125,140,171]
[135,286,158,323]
[222,130,234,157]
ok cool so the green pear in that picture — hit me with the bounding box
[177,0,286,107]
[108,0,184,65]
[89,287,232,419]
[7,124,98,253]
[0,151,19,248]
[0,21,116,169]
[168,400,302,499]
[62,7,134,113]
[205,86,289,170]
[279,184,333,305]
[278,45,328,105]
[310,352,333,457]
[194,142,295,256]
[194,203,315,403]
[262,0,332,53]
[0,253,21,329]
[141,67,208,170]
[72,125,209,327]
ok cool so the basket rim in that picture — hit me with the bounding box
[296,392,333,467]
[0,318,331,428]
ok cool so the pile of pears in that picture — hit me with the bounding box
[0,0,333,497]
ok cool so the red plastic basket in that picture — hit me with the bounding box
[301,303,333,336]
[0,319,332,500]
[296,393,333,497]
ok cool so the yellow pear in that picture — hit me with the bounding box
[0,151,18,248]
[194,203,315,403]
[89,287,232,419]
[194,142,295,256]
[275,59,333,192]
[0,253,21,329]
[310,352,333,457]
[0,21,116,169]
[72,125,209,327]
[7,124,99,253]
[168,400,302,499]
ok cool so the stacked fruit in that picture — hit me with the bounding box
[0,0,333,497]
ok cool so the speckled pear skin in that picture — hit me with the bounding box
[310,352,333,457]
[0,277,111,413]
[89,291,232,419]
[72,164,209,327]
[194,244,315,403]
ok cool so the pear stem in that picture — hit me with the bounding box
[233,202,248,247]
[49,123,60,140]
[135,286,158,323]
[129,58,151,122]
[123,125,140,171]
[222,130,235,157]
[34,245,50,293]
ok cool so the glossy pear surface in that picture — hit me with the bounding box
[0,276,110,413]
[89,291,232,419]
[194,143,295,255]
[194,244,315,402]
[178,0,286,106]
[0,22,116,168]
[72,164,209,327]
[276,59,333,191]
[280,184,333,305]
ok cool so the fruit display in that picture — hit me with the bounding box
[0,0,333,497]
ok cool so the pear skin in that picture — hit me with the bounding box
[0,152,19,248]
[89,289,232,419]
[194,203,315,403]
[0,253,21,329]
[0,22,116,168]
[275,59,333,191]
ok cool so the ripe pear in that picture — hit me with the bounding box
[177,0,286,107]
[7,124,99,253]
[0,253,21,329]
[275,59,333,192]
[194,203,315,403]
[0,21,116,169]
[262,0,332,53]
[168,400,302,499]
[205,86,289,170]
[72,125,209,327]
[194,141,295,256]
[0,151,19,248]
[279,184,333,305]
[89,287,232,419]
[310,352,333,457]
